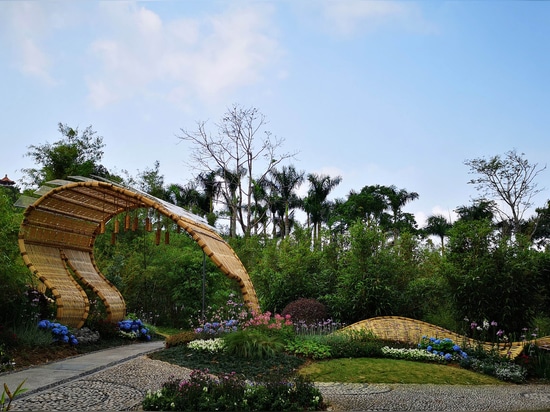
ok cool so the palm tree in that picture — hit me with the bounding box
[455,198,495,223]
[219,166,247,237]
[384,185,419,238]
[424,214,452,253]
[268,165,305,238]
[196,171,221,226]
[303,173,342,246]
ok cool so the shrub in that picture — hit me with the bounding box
[191,294,253,335]
[165,330,197,348]
[381,346,442,362]
[286,336,331,360]
[37,320,78,345]
[325,329,384,358]
[417,336,468,361]
[117,319,152,341]
[282,298,327,325]
[223,329,286,359]
[141,369,325,411]
[187,338,226,353]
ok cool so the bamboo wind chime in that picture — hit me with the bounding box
[101,207,174,247]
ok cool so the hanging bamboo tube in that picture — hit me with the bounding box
[111,231,116,245]
[99,220,106,234]
[165,231,170,245]
[125,213,131,231]
[155,227,161,245]
[114,219,120,234]
[145,217,152,232]
[132,215,138,231]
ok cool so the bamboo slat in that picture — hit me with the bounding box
[63,249,126,323]
[339,316,538,359]
[20,244,89,328]
[19,178,260,328]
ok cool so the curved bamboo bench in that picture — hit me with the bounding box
[339,316,549,359]
[19,177,260,328]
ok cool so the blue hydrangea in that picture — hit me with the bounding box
[37,319,78,346]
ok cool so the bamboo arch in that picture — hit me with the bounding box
[18,177,260,328]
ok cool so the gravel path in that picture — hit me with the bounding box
[9,356,550,411]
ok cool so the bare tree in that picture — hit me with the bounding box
[464,149,546,236]
[177,104,296,237]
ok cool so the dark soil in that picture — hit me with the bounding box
[10,345,79,370]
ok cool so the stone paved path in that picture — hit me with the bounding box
[4,346,550,411]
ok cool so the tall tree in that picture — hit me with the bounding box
[423,214,452,253]
[177,105,296,237]
[455,198,496,223]
[22,123,109,188]
[464,149,546,236]
[303,173,342,245]
[135,161,170,201]
[383,185,419,238]
[268,165,305,238]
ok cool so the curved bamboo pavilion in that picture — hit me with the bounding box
[18,177,260,328]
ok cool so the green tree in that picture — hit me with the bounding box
[268,165,305,238]
[330,220,409,323]
[455,198,496,223]
[0,191,31,327]
[22,123,109,188]
[464,149,546,237]
[303,173,342,246]
[177,105,296,237]
[443,219,542,332]
[423,214,452,253]
[383,185,419,238]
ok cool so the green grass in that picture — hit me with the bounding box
[298,357,506,385]
[154,326,184,338]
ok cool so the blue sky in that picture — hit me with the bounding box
[1,1,549,227]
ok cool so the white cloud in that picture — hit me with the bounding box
[87,2,282,108]
[0,2,57,84]
[294,0,435,38]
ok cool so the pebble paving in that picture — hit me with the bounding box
[9,357,550,411]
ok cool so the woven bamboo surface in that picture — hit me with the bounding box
[20,244,89,328]
[63,249,126,323]
[19,178,260,328]
[340,316,537,359]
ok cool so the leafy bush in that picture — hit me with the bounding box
[417,336,468,361]
[191,294,253,336]
[37,320,78,345]
[460,357,527,383]
[149,345,305,381]
[117,319,151,341]
[516,344,550,380]
[165,330,197,348]
[195,320,239,337]
[141,369,325,411]
[188,338,226,353]
[223,329,286,360]
[282,298,327,325]
[381,346,442,362]
[324,329,385,358]
[286,336,332,360]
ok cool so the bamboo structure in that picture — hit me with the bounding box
[18,177,260,328]
[339,316,546,359]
